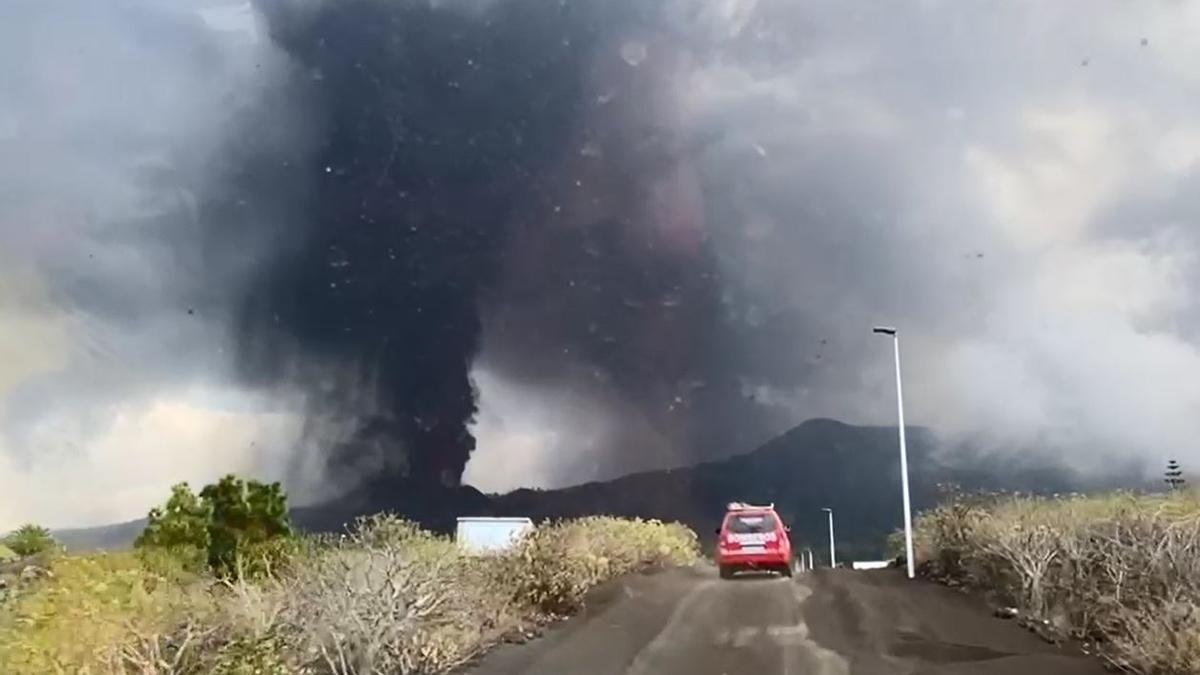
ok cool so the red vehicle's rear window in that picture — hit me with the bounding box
[724,512,778,534]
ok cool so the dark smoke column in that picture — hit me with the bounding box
[243,0,624,486]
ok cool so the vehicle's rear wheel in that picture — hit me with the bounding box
[779,562,793,578]
[719,564,735,579]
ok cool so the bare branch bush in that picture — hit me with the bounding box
[1096,510,1200,673]
[915,489,1200,674]
[107,616,218,675]
[509,517,700,616]
[908,486,992,581]
[972,498,1066,617]
[275,514,523,675]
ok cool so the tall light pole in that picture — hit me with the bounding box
[873,326,915,579]
[821,507,836,568]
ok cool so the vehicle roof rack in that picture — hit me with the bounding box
[727,501,775,511]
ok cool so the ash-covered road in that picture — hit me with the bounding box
[469,567,1107,675]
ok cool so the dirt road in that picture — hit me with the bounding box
[468,566,1107,675]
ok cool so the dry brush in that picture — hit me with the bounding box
[0,515,698,674]
[911,489,1200,673]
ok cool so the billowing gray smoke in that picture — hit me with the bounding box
[5,0,1200,529]
[231,0,1200,492]
[233,0,782,488]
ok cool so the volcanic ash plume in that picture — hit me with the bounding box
[237,0,767,489]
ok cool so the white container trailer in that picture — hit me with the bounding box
[455,517,534,554]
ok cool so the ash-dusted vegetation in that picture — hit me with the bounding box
[911,487,1200,674]
[0,476,699,674]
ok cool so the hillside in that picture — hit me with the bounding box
[50,519,148,553]
[491,418,1142,559]
[52,419,1143,557]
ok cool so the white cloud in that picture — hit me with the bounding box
[1154,127,1200,175]
[1031,241,1190,322]
[464,368,642,492]
[0,0,300,530]
[0,392,303,531]
[964,104,1127,248]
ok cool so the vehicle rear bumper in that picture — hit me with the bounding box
[717,550,790,567]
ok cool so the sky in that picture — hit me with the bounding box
[2,0,1199,530]
[467,0,1200,490]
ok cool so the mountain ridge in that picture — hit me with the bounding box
[50,418,1147,557]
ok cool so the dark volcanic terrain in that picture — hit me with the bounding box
[54,419,1142,558]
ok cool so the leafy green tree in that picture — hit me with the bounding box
[200,475,292,575]
[136,475,293,576]
[134,482,212,570]
[3,523,57,557]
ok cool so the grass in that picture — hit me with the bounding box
[0,551,216,673]
[910,487,1200,674]
[0,515,699,674]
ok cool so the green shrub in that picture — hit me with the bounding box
[135,544,209,578]
[136,475,293,578]
[2,525,57,558]
[511,517,699,615]
[0,552,214,674]
[202,476,292,576]
[137,483,212,555]
[0,514,700,674]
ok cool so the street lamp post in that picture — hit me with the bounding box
[821,507,836,568]
[873,326,915,579]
